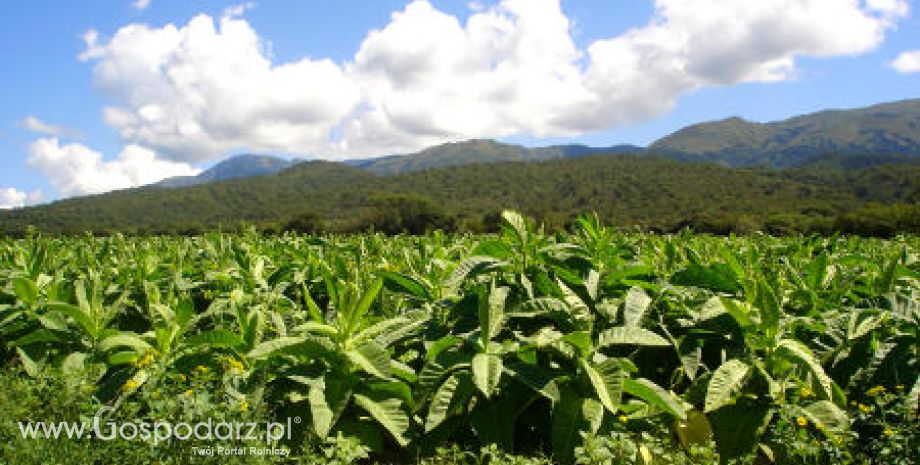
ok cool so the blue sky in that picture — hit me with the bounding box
[1,0,919,207]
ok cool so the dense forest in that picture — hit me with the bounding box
[2,153,920,237]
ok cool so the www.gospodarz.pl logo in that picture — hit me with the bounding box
[17,406,300,449]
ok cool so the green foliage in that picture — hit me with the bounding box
[0,211,917,465]
[5,152,920,236]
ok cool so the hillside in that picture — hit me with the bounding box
[142,99,920,189]
[3,154,920,235]
[649,99,920,167]
[351,139,642,175]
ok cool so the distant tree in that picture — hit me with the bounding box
[283,211,324,234]
[367,193,456,235]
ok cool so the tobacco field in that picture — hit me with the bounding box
[0,212,917,464]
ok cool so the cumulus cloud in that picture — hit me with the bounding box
[75,0,906,161]
[0,188,27,209]
[0,188,42,210]
[891,49,920,73]
[81,11,359,163]
[21,116,81,138]
[28,138,199,197]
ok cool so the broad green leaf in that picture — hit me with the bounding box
[699,297,752,327]
[37,312,68,331]
[504,359,560,402]
[294,321,339,338]
[13,329,63,346]
[705,359,750,413]
[62,352,87,377]
[242,309,264,350]
[501,210,529,246]
[353,393,409,447]
[346,341,392,380]
[99,333,152,353]
[624,378,687,420]
[472,240,514,259]
[472,353,503,398]
[351,278,383,328]
[108,351,139,366]
[377,270,431,301]
[479,286,508,344]
[16,347,40,377]
[47,302,94,339]
[446,256,506,292]
[709,398,773,462]
[185,330,244,348]
[557,280,591,327]
[372,311,430,348]
[798,401,849,435]
[756,279,781,339]
[424,335,463,362]
[425,373,474,432]
[671,263,739,293]
[622,287,651,327]
[776,339,834,401]
[309,377,351,439]
[12,277,39,306]
[581,358,625,414]
[247,336,306,359]
[560,331,593,357]
[597,327,669,348]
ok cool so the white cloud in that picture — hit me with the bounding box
[0,188,42,210]
[20,116,81,138]
[132,0,151,11]
[0,188,27,209]
[867,0,910,18]
[76,0,906,161]
[891,49,920,73]
[82,11,360,163]
[223,2,256,18]
[28,138,199,197]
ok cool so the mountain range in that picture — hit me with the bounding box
[3,98,920,235]
[650,99,920,167]
[151,98,920,188]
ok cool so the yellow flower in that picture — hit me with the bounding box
[194,365,209,374]
[121,379,141,391]
[178,374,187,382]
[799,387,813,398]
[183,389,194,398]
[895,384,905,391]
[858,403,871,414]
[223,356,245,373]
[866,386,886,397]
[796,416,808,427]
[135,352,156,368]
[618,415,628,423]
[240,399,249,412]
[883,427,895,438]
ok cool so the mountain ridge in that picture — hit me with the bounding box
[154,154,298,188]
[151,97,920,189]
[649,98,920,167]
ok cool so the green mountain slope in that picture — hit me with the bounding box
[649,99,920,167]
[350,139,642,175]
[4,154,920,235]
